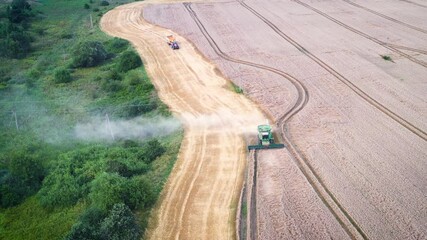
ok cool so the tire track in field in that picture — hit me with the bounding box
[292,0,427,69]
[239,0,427,141]
[342,0,427,34]
[184,3,369,239]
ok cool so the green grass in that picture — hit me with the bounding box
[0,0,182,239]
[0,197,86,240]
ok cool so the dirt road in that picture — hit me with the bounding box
[101,2,265,239]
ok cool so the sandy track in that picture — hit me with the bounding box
[101,2,265,239]
[145,1,427,239]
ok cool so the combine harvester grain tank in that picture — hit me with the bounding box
[248,124,285,150]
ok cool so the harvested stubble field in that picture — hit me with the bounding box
[144,0,427,239]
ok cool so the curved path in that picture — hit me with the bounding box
[101,2,265,239]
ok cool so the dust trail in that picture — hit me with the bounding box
[74,116,181,141]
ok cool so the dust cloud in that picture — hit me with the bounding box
[74,116,181,141]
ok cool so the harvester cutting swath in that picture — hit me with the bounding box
[167,35,179,49]
[248,124,285,150]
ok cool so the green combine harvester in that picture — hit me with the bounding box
[248,124,285,150]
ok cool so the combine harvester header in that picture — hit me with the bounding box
[248,124,285,150]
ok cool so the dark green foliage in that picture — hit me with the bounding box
[106,37,129,53]
[381,55,393,62]
[117,50,142,73]
[0,23,32,58]
[7,0,32,24]
[100,203,140,240]
[54,68,72,83]
[121,99,156,118]
[100,1,110,6]
[0,0,33,58]
[102,79,123,93]
[89,172,126,210]
[65,207,106,240]
[92,7,100,12]
[84,3,90,9]
[107,68,122,81]
[0,171,29,207]
[138,139,165,163]
[38,168,84,209]
[72,41,108,68]
[38,144,159,209]
[0,149,45,207]
[122,176,155,210]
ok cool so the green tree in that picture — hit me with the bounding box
[72,41,108,68]
[0,170,29,207]
[139,139,165,163]
[100,203,140,240]
[117,51,142,72]
[89,172,126,211]
[7,0,32,24]
[100,0,110,6]
[38,171,83,208]
[65,207,106,240]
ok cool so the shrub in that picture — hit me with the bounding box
[100,203,141,240]
[65,207,106,240]
[72,41,108,68]
[107,68,122,81]
[84,3,90,9]
[120,99,156,118]
[0,171,29,207]
[124,71,141,86]
[117,51,142,73]
[381,55,393,62]
[138,139,165,163]
[39,170,84,208]
[107,37,128,53]
[102,79,123,93]
[89,172,126,211]
[54,68,72,83]
[100,0,110,6]
[92,8,100,12]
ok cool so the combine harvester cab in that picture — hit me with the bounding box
[167,35,180,50]
[248,124,285,150]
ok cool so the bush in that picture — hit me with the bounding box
[138,139,165,163]
[100,0,110,6]
[124,71,141,86]
[102,79,123,93]
[54,68,72,83]
[65,207,106,240]
[107,37,129,53]
[72,41,108,68]
[117,51,142,73]
[84,3,90,9]
[89,172,126,211]
[0,151,45,207]
[0,171,29,207]
[120,99,156,118]
[38,170,84,208]
[100,203,140,240]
